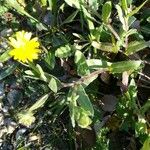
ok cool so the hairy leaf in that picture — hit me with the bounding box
[125,41,150,55]
[75,50,90,76]
[29,94,50,112]
[109,60,141,73]
[75,85,94,116]
[102,1,112,23]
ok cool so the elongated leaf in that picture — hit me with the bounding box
[116,5,126,30]
[82,73,98,88]
[109,60,141,73]
[0,63,17,80]
[140,99,150,114]
[45,73,62,92]
[64,0,82,9]
[28,63,61,92]
[29,94,49,112]
[6,0,36,21]
[125,41,150,55]
[61,10,78,25]
[67,88,78,127]
[24,70,39,80]
[121,0,128,13]
[128,16,136,27]
[81,6,95,30]
[45,51,55,70]
[47,0,57,11]
[92,41,119,53]
[75,85,94,116]
[48,77,58,93]
[141,137,150,150]
[75,50,90,76]
[73,33,85,40]
[86,59,111,70]
[125,29,137,37]
[36,64,47,82]
[28,62,41,78]
[0,50,11,63]
[65,0,95,30]
[128,0,148,17]
[102,1,112,24]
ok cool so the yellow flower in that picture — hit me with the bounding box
[9,30,41,63]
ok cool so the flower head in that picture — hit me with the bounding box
[9,30,41,63]
[18,111,35,127]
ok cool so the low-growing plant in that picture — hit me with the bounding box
[0,0,150,149]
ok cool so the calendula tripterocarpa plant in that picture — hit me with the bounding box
[0,0,150,149]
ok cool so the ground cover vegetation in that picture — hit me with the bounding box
[0,0,150,149]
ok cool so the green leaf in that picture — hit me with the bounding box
[140,99,150,114]
[67,88,78,127]
[36,64,47,82]
[127,0,133,5]
[109,60,141,73]
[116,79,137,118]
[47,0,57,11]
[61,10,78,25]
[65,0,95,30]
[135,116,147,137]
[125,29,137,37]
[0,50,11,63]
[147,17,150,23]
[141,137,150,150]
[24,70,39,80]
[5,0,47,30]
[75,107,92,128]
[48,77,58,93]
[125,41,150,55]
[45,51,55,69]
[102,1,112,24]
[116,4,126,30]
[28,62,41,77]
[128,0,148,17]
[128,16,136,27]
[91,41,119,53]
[55,44,74,58]
[82,73,98,88]
[75,85,94,116]
[6,0,35,20]
[40,0,47,6]
[0,63,18,80]
[77,114,92,128]
[45,73,62,92]
[64,0,83,9]
[29,94,49,112]
[86,59,111,70]
[127,79,138,109]
[88,0,99,10]
[121,0,128,14]
[0,5,8,15]
[28,62,62,92]
[75,50,90,76]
